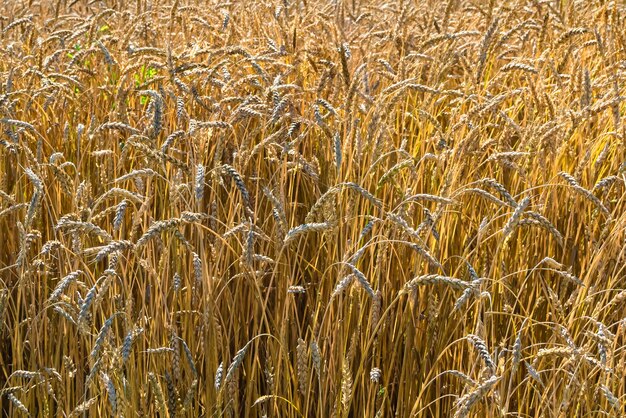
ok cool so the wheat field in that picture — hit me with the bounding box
[0,0,625,416]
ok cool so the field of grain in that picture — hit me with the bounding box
[0,0,625,416]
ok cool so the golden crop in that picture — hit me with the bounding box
[0,0,624,416]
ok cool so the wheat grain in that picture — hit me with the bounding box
[48,271,83,303]
[559,172,610,216]
[405,275,471,292]
[502,62,538,74]
[284,222,334,245]
[454,375,500,418]
[149,372,167,415]
[341,359,352,414]
[467,334,496,373]
[70,397,98,416]
[7,393,30,417]
[296,338,308,395]
[503,196,531,239]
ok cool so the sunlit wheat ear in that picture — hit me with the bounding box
[475,18,499,84]
[501,62,538,74]
[377,159,414,189]
[524,361,543,387]
[162,114,185,142]
[599,385,619,410]
[479,178,517,206]
[214,362,224,391]
[456,187,510,207]
[171,271,182,293]
[48,271,83,303]
[523,212,564,246]
[195,164,205,201]
[121,327,144,365]
[113,200,127,233]
[184,378,199,410]
[145,347,175,355]
[369,288,382,332]
[135,218,182,248]
[467,334,496,373]
[3,16,33,35]
[332,274,356,298]
[96,40,117,67]
[221,164,253,215]
[592,322,610,366]
[148,372,167,415]
[454,264,482,311]
[224,341,250,390]
[178,337,198,378]
[551,269,584,287]
[283,222,335,245]
[309,338,322,380]
[502,196,531,241]
[55,217,113,242]
[593,175,621,193]
[341,359,353,415]
[98,121,141,135]
[409,242,443,270]
[1,117,37,132]
[261,186,287,236]
[70,397,98,416]
[306,182,381,224]
[100,372,117,416]
[7,393,30,417]
[605,290,626,313]
[77,279,100,332]
[23,167,43,229]
[342,263,375,299]
[404,193,456,206]
[447,370,478,389]
[453,375,500,418]
[138,90,164,137]
[404,275,470,292]
[114,168,162,183]
[94,240,133,262]
[90,313,122,362]
[9,369,40,380]
[558,171,610,216]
